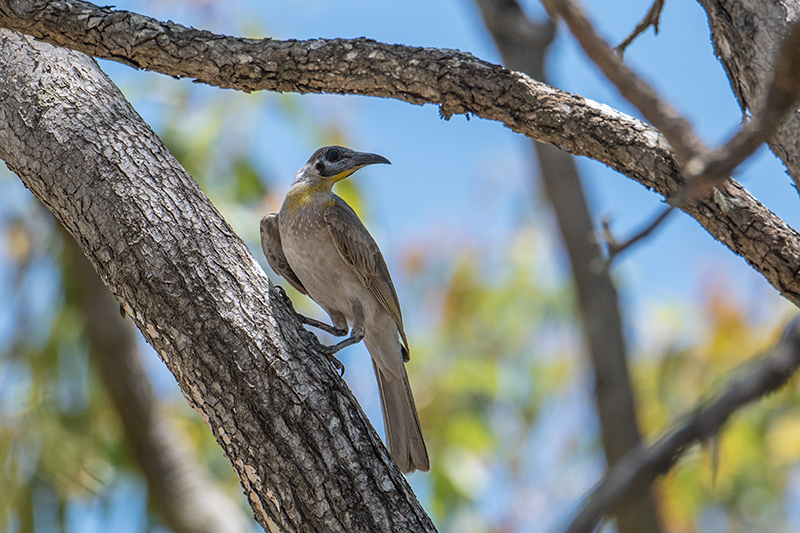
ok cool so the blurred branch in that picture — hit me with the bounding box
[602,206,675,265]
[614,0,665,59]
[474,1,662,532]
[62,229,253,533]
[564,316,800,533]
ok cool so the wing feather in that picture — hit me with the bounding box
[324,199,410,359]
[260,213,308,295]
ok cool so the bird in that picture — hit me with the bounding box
[260,145,430,474]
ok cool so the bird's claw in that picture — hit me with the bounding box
[328,326,349,337]
[317,344,346,376]
[273,285,294,309]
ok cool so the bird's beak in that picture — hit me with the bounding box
[351,151,391,168]
[330,151,391,183]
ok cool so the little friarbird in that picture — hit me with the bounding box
[260,146,430,474]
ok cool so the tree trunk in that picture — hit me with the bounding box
[0,29,434,533]
[63,229,253,533]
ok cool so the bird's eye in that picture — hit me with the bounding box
[327,149,342,162]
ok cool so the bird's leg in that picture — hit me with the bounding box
[316,323,365,376]
[299,315,348,337]
[273,285,347,336]
[318,327,365,355]
[317,308,365,376]
[272,285,353,375]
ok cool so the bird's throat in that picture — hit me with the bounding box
[283,182,335,212]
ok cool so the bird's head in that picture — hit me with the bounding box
[294,146,391,187]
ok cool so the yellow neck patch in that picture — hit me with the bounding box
[284,164,363,211]
[284,181,334,211]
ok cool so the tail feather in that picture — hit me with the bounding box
[373,360,430,473]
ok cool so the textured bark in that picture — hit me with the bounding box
[697,0,800,191]
[1,1,798,309]
[474,2,662,533]
[0,29,434,533]
[63,230,253,533]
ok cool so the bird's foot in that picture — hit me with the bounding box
[316,330,366,376]
[323,331,364,355]
[273,285,295,310]
[300,315,348,337]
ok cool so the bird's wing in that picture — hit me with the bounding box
[260,213,308,295]
[324,199,410,360]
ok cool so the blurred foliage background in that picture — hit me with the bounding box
[2,0,799,532]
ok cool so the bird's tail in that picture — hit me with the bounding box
[372,360,430,474]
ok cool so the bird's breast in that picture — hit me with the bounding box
[278,205,369,320]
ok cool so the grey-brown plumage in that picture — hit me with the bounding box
[260,146,429,474]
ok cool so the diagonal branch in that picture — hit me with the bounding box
[542,0,800,205]
[0,29,435,533]
[541,0,703,164]
[677,19,800,200]
[698,0,800,194]
[564,316,800,533]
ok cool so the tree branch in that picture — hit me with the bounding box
[603,206,675,264]
[0,2,796,310]
[5,0,796,309]
[543,0,800,205]
[541,0,703,164]
[675,17,800,201]
[0,29,435,533]
[564,316,800,533]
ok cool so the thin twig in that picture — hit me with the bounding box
[615,0,665,59]
[562,316,800,533]
[603,206,675,265]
